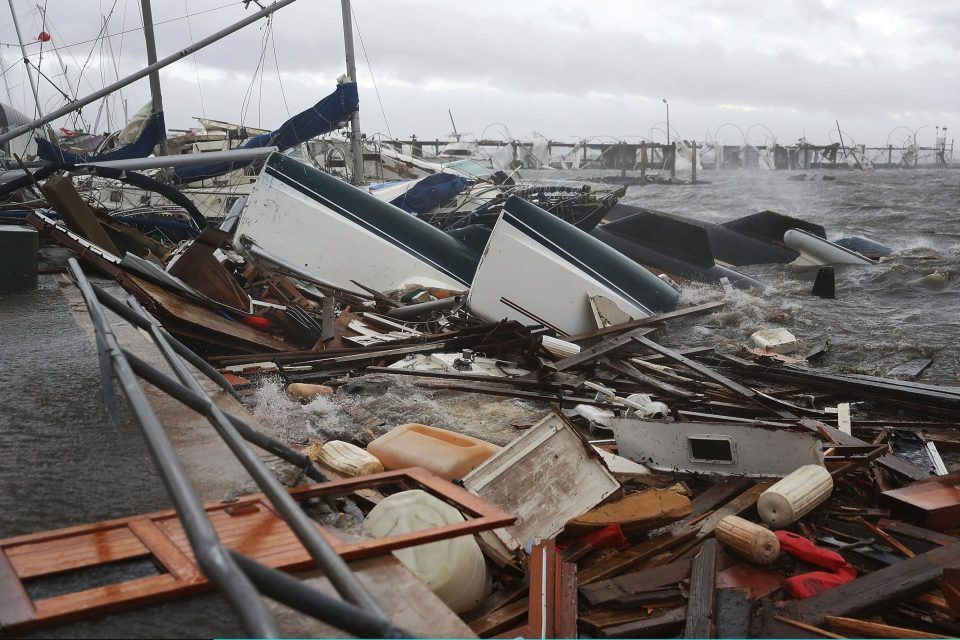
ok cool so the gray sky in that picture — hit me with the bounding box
[1,0,957,147]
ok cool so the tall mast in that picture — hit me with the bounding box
[340,0,364,184]
[139,0,168,154]
[6,0,45,125]
[0,0,300,146]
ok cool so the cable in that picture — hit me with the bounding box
[183,0,207,120]
[0,2,243,54]
[351,4,391,140]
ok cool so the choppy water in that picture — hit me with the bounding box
[0,167,957,638]
[527,167,960,383]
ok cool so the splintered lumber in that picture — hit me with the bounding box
[824,616,949,639]
[553,326,658,371]
[580,559,692,607]
[632,335,799,419]
[782,541,960,625]
[564,300,726,344]
[684,539,719,638]
[877,520,959,547]
[577,528,697,585]
[599,607,687,639]
[468,598,529,638]
[41,175,119,255]
[809,420,933,482]
[527,540,576,639]
[774,615,846,638]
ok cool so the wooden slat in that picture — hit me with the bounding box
[8,528,149,579]
[0,468,514,633]
[599,607,687,639]
[0,551,35,629]
[825,615,949,639]
[580,558,692,607]
[128,519,202,583]
[564,300,726,343]
[577,528,697,585]
[684,539,718,638]
[553,326,658,371]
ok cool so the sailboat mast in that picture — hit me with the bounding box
[140,0,168,155]
[6,0,45,125]
[340,0,364,184]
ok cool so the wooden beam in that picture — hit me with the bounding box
[564,300,726,343]
[553,326,658,372]
[684,539,718,638]
[824,616,949,639]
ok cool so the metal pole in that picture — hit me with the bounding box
[341,0,365,184]
[139,0,168,155]
[66,258,279,639]
[6,0,45,123]
[0,0,300,145]
[663,98,670,145]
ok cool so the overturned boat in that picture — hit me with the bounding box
[603,205,828,266]
[591,211,766,290]
[466,196,679,334]
[233,153,479,292]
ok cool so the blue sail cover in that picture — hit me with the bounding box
[389,173,469,214]
[36,111,166,164]
[173,82,359,183]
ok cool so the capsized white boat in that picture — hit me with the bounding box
[466,195,680,334]
[233,152,479,292]
[783,228,876,267]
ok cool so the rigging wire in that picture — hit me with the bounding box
[239,14,271,127]
[351,4,390,140]
[268,13,290,119]
[0,2,243,54]
[183,0,207,120]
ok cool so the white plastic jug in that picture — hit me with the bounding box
[364,489,490,613]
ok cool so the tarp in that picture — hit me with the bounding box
[173,81,359,183]
[36,111,166,164]
[388,173,468,214]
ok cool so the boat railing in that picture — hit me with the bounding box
[66,257,407,638]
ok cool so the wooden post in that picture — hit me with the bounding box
[670,142,676,180]
[619,142,626,178]
[691,142,697,184]
[640,142,647,180]
[888,145,893,166]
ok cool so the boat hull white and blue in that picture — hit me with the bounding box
[234,153,480,292]
[467,196,679,334]
[783,228,876,267]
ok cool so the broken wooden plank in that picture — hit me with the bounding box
[599,606,687,639]
[825,615,948,638]
[684,539,718,638]
[580,559,692,607]
[41,175,119,255]
[553,326,658,372]
[877,520,959,547]
[468,597,528,638]
[632,335,799,420]
[808,420,933,482]
[564,300,726,344]
[577,528,697,585]
[774,614,846,638]
[783,541,960,625]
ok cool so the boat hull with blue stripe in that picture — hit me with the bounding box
[467,196,679,334]
[234,153,480,292]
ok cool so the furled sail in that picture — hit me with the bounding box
[173,81,359,183]
[35,110,166,164]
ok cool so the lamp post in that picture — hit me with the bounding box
[662,98,670,145]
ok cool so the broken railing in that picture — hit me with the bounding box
[67,257,407,638]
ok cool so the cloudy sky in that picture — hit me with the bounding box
[1,0,957,147]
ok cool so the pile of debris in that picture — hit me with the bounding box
[5,166,959,638]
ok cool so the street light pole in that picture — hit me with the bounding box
[662,98,670,145]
